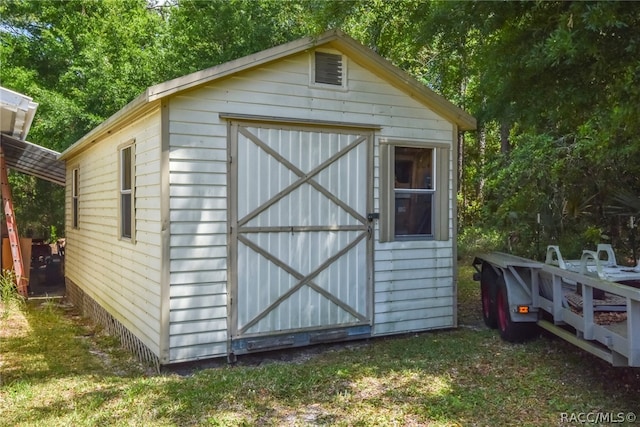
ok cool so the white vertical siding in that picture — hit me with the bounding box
[65,107,163,356]
[166,50,455,362]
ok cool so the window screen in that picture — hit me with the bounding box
[394,147,434,238]
[72,168,79,229]
[120,146,133,239]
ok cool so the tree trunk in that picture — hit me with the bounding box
[458,131,464,194]
[478,125,486,201]
[500,121,511,155]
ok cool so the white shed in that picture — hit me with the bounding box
[59,29,476,368]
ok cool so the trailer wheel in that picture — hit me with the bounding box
[480,264,498,329]
[496,278,537,342]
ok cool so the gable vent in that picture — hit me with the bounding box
[315,51,343,86]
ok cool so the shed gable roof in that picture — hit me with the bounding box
[60,29,476,160]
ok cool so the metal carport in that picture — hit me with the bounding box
[1,86,65,296]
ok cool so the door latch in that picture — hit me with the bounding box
[367,212,379,221]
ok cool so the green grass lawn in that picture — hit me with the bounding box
[1,263,639,426]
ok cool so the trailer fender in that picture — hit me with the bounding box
[499,266,538,324]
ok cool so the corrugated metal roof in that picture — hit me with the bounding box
[1,134,65,186]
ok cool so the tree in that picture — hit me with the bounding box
[421,1,640,256]
[2,0,639,257]
[158,0,317,80]
[1,0,167,239]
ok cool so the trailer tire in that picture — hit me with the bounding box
[480,264,498,329]
[496,278,537,343]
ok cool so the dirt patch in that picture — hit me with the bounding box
[165,339,372,376]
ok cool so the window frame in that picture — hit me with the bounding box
[72,167,79,229]
[379,140,450,243]
[118,141,135,242]
[310,49,348,91]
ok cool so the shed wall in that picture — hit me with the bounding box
[167,50,455,363]
[372,142,456,335]
[64,107,163,357]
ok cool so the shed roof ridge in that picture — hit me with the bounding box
[60,28,475,160]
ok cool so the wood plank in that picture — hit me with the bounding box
[169,209,227,222]
[168,222,227,236]
[169,160,227,174]
[170,301,227,322]
[374,315,453,335]
[170,246,227,260]
[169,121,218,136]
[169,285,227,300]
[374,246,453,261]
[170,299,228,314]
[375,278,453,293]
[375,296,454,313]
[169,342,227,362]
[375,306,453,325]
[169,329,228,347]
[170,234,226,247]
[170,133,228,148]
[375,288,453,305]
[171,270,227,287]
[170,184,226,198]
[375,258,453,271]
[375,268,453,282]
[170,196,226,211]
[170,146,227,161]
[169,171,227,186]
[168,108,219,124]
[169,319,227,335]
[169,257,226,273]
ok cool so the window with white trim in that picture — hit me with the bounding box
[119,144,134,240]
[380,142,450,242]
[72,168,79,229]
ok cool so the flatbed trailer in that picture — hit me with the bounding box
[472,245,640,367]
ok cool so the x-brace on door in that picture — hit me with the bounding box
[230,121,373,341]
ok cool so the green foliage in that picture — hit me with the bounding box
[1,0,166,145]
[159,0,316,79]
[421,1,640,258]
[1,0,167,237]
[1,0,639,257]
[9,172,65,239]
[457,225,504,259]
[0,270,25,318]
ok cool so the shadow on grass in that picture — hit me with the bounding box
[131,329,640,425]
[2,299,105,386]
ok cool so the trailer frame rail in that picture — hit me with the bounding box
[473,251,640,367]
